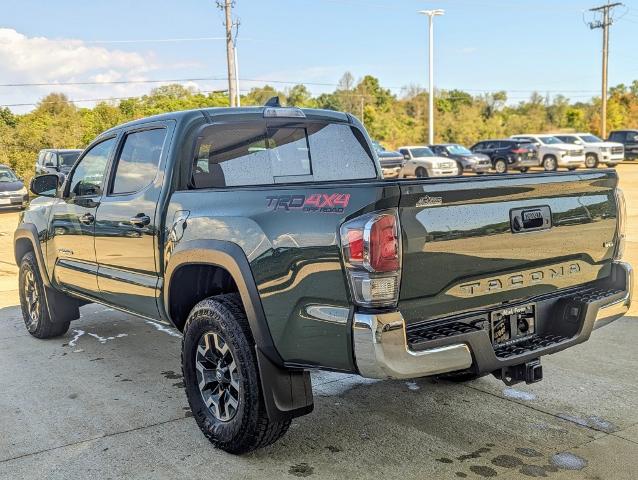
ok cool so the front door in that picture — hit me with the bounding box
[48,137,117,295]
[94,124,169,317]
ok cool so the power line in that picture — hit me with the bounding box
[83,37,227,44]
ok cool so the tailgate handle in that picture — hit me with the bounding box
[510,206,551,233]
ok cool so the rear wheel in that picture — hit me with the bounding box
[585,153,599,168]
[182,294,290,454]
[19,252,70,338]
[543,155,558,171]
[415,167,428,178]
[494,159,508,174]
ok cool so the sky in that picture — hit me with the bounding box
[1,0,637,113]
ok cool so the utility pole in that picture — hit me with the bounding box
[218,0,237,107]
[589,2,623,139]
[419,9,444,145]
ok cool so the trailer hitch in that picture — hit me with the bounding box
[494,358,543,386]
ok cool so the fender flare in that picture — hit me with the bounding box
[14,223,51,287]
[14,223,80,323]
[164,239,282,365]
[164,239,314,421]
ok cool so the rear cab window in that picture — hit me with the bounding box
[191,120,376,188]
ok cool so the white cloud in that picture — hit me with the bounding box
[0,28,153,80]
[0,28,166,112]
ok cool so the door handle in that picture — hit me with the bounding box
[130,214,151,228]
[79,213,95,225]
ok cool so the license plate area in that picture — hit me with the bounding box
[490,303,536,346]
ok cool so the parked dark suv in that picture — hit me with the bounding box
[35,149,83,177]
[608,130,638,160]
[471,139,540,173]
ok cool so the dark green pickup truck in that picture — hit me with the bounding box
[14,105,632,453]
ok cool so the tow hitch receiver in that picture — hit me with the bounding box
[494,358,543,386]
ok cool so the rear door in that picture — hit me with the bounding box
[397,172,619,324]
[94,122,172,317]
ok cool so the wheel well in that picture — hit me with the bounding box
[587,152,598,159]
[168,264,239,331]
[14,237,34,265]
[543,154,556,161]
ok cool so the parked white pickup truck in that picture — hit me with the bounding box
[510,134,585,171]
[397,146,459,178]
[553,133,624,168]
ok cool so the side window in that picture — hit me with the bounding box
[68,138,115,198]
[111,128,166,194]
[609,132,624,142]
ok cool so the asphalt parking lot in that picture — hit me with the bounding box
[1,166,637,480]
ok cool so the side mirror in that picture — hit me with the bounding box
[30,174,61,197]
[403,154,410,161]
[574,140,583,145]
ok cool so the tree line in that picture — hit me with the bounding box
[2,72,638,180]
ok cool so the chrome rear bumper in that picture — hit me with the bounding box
[353,312,472,379]
[353,262,632,380]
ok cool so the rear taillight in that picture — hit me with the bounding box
[615,187,626,260]
[511,148,529,154]
[340,210,401,307]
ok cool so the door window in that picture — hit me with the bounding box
[68,138,115,198]
[111,128,166,194]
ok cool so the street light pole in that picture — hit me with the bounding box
[419,9,444,145]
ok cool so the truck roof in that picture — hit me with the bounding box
[102,106,351,136]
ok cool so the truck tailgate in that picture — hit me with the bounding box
[397,171,619,324]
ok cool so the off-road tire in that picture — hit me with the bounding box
[181,293,290,454]
[19,252,70,338]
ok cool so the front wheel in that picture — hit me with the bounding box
[585,153,599,168]
[415,167,428,178]
[519,167,529,173]
[494,159,508,174]
[543,155,558,171]
[182,294,290,454]
[19,252,70,338]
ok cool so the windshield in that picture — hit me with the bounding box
[0,168,18,182]
[411,147,434,158]
[579,135,602,143]
[447,145,473,155]
[538,136,564,145]
[59,152,81,166]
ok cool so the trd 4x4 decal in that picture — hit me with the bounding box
[266,193,351,213]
